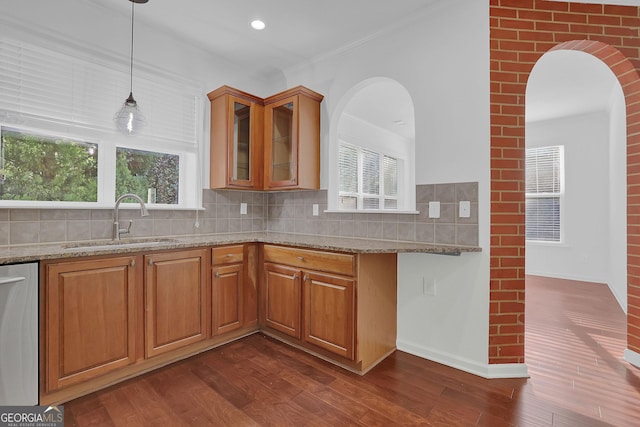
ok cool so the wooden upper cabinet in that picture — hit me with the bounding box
[264,86,323,190]
[208,86,264,190]
[207,85,322,191]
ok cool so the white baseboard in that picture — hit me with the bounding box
[397,339,529,379]
[624,349,640,369]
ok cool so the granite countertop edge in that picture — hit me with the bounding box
[0,232,482,265]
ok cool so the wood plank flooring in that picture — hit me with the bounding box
[64,276,640,426]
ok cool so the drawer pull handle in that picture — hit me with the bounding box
[297,256,304,261]
[226,254,233,257]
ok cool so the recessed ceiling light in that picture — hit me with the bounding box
[251,19,266,30]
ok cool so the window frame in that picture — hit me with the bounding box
[525,145,565,243]
[338,142,400,211]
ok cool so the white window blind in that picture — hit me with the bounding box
[526,145,563,242]
[338,142,399,210]
[0,37,203,208]
[0,38,198,146]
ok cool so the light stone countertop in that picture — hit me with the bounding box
[0,232,482,265]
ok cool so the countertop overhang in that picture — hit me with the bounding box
[0,232,482,265]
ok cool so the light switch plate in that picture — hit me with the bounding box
[428,201,440,218]
[312,204,319,216]
[459,201,471,218]
[240,203,247,215]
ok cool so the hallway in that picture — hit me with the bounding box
[525,275,640,425]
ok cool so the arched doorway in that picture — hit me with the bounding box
[525,49,626,310]
[489,38,640,366]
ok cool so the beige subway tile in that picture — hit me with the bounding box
[10,221,39,244]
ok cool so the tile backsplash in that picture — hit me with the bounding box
[0,182,478,247]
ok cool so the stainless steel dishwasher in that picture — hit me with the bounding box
[0,262,38,405]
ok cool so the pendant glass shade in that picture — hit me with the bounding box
[114,92,145,135]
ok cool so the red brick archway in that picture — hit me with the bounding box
[490,1,640,364]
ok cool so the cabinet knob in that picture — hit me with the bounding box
[292,274,298,280]
[297,256,304,261]
[303,275,308,282]
[226,254,233,257]
[215,272,220,278]
[148,259,153,266]
[130,259,136,267]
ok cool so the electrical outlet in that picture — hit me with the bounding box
[459,201,471,218]
[423,277,436,296]
[312,204,319,216]
[428,201,440,218]
[240,203,247,215]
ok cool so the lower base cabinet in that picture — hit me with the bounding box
[263,263,302,338]
[261,245,397,373]
[304,271,354,360]
[39,242,396,404]
[212,243,258,335]
[145,249,208,358]
[40,244,259,405]
[43,256,138,392]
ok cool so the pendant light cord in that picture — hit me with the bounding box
[129,1,135,94]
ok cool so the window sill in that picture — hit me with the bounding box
[526,240,567,247]
[324,209,420,215]
[0,202,204,211]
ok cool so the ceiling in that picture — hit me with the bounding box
[89,0,440,77]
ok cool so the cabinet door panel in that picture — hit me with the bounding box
[208,86,263,190]
[45,256,137,391]
[263,263,301,338]
[212,264,243,335]
[304,272,355,360]
[145,249,207,358]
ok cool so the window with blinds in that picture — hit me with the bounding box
[338,142,399,210]
[525,145,563,242]
[0,37,202,208]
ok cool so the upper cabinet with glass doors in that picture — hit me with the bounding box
[208,85,323,191]
[208,86,264,190]
[264,86,323,190]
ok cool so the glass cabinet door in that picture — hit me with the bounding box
[208,86,263,190]
[270,100,295,183]
[232,100,251,182]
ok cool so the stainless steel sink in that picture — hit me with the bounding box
[63,238,178,252]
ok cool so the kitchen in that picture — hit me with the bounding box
[0,0,639,425]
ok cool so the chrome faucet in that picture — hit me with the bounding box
[113,193,149,240]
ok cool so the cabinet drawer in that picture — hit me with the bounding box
[263,245,354,276]
[212,245,244,265]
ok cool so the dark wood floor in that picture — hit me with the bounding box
[64,276,640,426]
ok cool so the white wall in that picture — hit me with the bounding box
[609,86,627,311]
[282,0,498,375]
[526,110,627,310]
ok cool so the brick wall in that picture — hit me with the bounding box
[490,0,640,363]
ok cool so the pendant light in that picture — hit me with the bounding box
[114,0,148,135]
